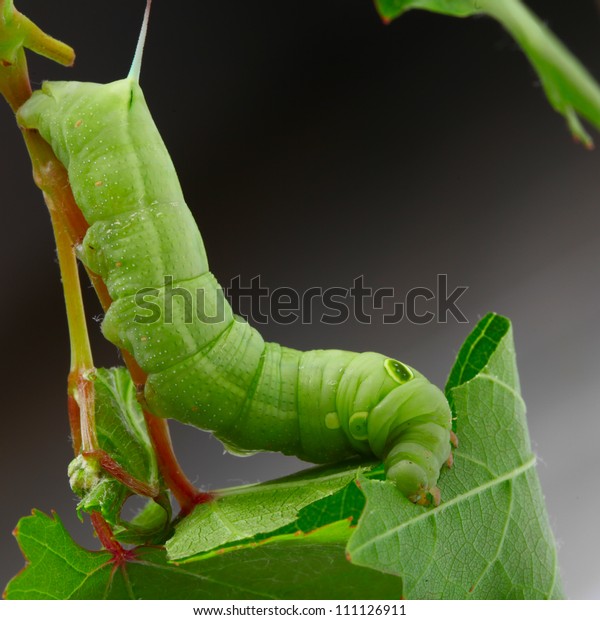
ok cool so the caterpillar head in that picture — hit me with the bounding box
[369,360,453,502]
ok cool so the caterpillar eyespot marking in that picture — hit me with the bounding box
[384,358,413,384]
[16,2,454,502]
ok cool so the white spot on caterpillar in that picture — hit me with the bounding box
[325,412,340,430]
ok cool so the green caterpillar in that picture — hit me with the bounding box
[18,4,452,503]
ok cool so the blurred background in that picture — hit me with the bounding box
[1,0,599,599]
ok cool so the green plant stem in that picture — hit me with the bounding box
[481,0,600,147]
[48,201,97,452]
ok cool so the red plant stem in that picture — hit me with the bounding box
[67,395,83,456]
[69,369,97,454]
[84,450,159,498]
[90,512,122,555]
[0,48,31,112]
[143,414,212,514]
[121,351,213,511]
[90,512,136,564]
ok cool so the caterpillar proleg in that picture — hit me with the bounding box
[18,2,452,503]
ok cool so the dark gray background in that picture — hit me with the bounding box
[1,0,599,599]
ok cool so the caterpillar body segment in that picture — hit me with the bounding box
[18,76,452,501]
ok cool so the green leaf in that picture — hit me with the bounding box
[68,367,170,544]
[374,0,600,147]
[167,461,371,560]
[375,0,476,19]
[445,312,511,417]
[112,497,173,546]
[95,367,159,487]
[201,463,385,554]
[4,511,402,600]
[347,314,563,599]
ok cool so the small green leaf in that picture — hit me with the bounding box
[167,461,367,560]
[374,0,600,147]
[69,367,170,544]
[112,496,174,546]
[347,314,563,599]
[5,511,402,600]
[375,0,476,20]
[445,312,511,416]
[94,367,159,488]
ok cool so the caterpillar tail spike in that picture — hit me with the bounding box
[128,0,151,82]
[16,3,453,504]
